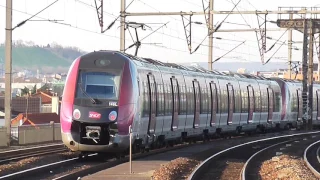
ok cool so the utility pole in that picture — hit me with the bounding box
[208,0,214,71]
[288,14,293,79]
[120,0,126,52]
[317,35,320,81]
[277,7,320,131]
[301,19,309,130]
[307,20,314,131]
[5,0,12,146]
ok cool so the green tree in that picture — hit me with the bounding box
[39,83,50,91]
[32,84,37,94]
[20,86,29,96]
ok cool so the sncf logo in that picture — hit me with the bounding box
[89,111,101,119]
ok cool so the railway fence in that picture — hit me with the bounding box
[0,123,62,147]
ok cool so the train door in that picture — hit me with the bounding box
[227,84,234,125]
[297,89,302,121]
[267,88,274,122]
[247,85,254,123]
[317,90,320,120]
[170,77,179,131]
[193,80,200,128]
[209,82,217,126]
[147,73,156,135]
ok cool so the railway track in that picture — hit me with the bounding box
[304,139,320,178]
[0,130,285,180]
[0,129,310,180]
[0,142,197,180]
[0,143,66,165]
[188,131,320,180]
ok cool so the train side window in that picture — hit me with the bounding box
[242,87,248,113]
[227,84,234,124]
[179,85,187,115]
[209,82,217,126]
[166,84,172,116]
[193,80,201,128]
[235,89,241,113]
[274,91,280,112]
[200,86,208,114]
[267,88,274,120]
[317,90,320,119]
[314,91,317,111]
[142,81,149,117]
[222,88,228,113]
[247,85,254,123]
[156,83,164,116]
[137,80,140,96]
[188,86,194,115]
[170,77,179,116]
[254,88,260,112]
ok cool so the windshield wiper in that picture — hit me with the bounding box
[78,83,97,104]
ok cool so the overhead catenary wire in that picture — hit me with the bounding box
[102,0,137,31]
[191,0,243,54]
[265,29,288,53]
[2,0,296,65]
[0,4,128,40]
[76,0,117,18]
[0,4,257,58]
[11,0,60,30]
[264,40,286,65]
[212,41,246,63]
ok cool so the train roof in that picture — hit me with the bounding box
[117,51,279,80]
[97,50,313,83]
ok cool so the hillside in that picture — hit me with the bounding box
[0,41,289,73]
[0,41,86,73]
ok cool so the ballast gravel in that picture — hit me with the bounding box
[260,154,319,180]
[151,131,320,180]
[0,151,78,176]
[152,157,200,180]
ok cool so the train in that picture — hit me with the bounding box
[60,50,320,156]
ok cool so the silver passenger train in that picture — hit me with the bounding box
[60,50,320,154]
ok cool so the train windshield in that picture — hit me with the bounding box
[75,70,121,100]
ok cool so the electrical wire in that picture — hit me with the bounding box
[0,4,129,41]
[191,0,243,54]
[101,0,137,32]
[212,41,246,63]
[1,1,286,63]
[75,0,117,18]
[264,41,286,65]
[265,29,288,53]
[11,0,60,30]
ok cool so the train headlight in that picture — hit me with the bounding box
[109,111,117,121]
[95,59,111,66]
[73,109,81,120]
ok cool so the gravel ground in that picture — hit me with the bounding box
[0,142,63,152]
[150,131,320,180]
[152,158,200,180]
[260,155,319,180]
[0,151,78,176]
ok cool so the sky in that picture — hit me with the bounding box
[0,0,320,68]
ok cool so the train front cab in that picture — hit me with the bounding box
[60,51,137,153]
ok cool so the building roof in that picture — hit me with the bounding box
[31,90,54,104]
[11,113,59,127]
